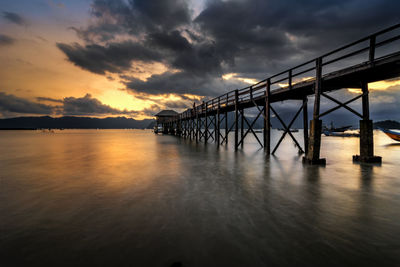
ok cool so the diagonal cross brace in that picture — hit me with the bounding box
[270,104,305,154]
[237,107,264,147]
[218,114,226,140]
[207,116,216,140]
[220,119,237,145]
[319,93,363,118]
[198,118,207,139]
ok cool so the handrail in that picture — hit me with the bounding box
[166,23,400,121]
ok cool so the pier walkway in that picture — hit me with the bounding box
[156,24,400,164]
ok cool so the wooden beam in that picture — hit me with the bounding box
[271,104,304,154]
[264,80,271,154]
[238,109,263,148]
[303,97,309,155]
[240,109,244,147]
[204,102,208,143]
[234,89,239,150]
[217,97,220,146]
[361,82,370,120]
[319,93,363,118]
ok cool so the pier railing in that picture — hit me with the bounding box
[174,23,400,121]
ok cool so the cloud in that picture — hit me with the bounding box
[62,93,135,115]
[124,71,247,96]
[57,41,162,74]
[0,93,142,117]
[36,97,63,103]
[57,0,400,100]
[162,100,190,109]
[2,11,28,26]
[88,0,190,40]
[0,92,54,115]
[0,34,15,46]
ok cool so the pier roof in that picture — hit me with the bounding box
[155,110,178,117]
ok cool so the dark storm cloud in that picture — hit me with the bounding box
[62,93,135,115]
[141,104,162,116]
[124,71,247,96]
[89,0,190,37]
[68,0,191,43]
[2,11,27,26]
[0,34,15,46]
[58,0,400,97]
[146,30,192,52]
[0,92,54,115]
[56,41,162,74]
[0,93,142,117]
[195,0,400,77]
[36,97,63,103]
[162,100,189,109]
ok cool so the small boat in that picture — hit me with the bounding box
[323,130,359,137]
[323,122,352,132]
[379,128,400,141]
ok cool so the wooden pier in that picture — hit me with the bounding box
[155,24,400,164]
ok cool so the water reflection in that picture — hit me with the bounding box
[0,129,399,266]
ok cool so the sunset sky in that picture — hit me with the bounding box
[0,0,399,120]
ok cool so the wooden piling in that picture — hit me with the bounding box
[304,57,325,165]
[234,90,239,150]
[225,94,228,145]
[195,107,199,143]
[204,101,208,144]
[240,109,244,147]
[264,80,271,154]
[217,97,220,146]
[303,96,309,155]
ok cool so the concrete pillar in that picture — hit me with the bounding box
[353,82,381,163]
[304,119,325,164]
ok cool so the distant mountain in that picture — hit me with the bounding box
[373,120,400,129]
[6,116,394,131]
[0,116,155,129]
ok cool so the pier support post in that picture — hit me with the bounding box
[214,114,217,143]
[225,111,228,145]
[303,96,309,155]
[190,118,193,140]
[353,82,381,163]
[234,89,239,150]
[264,80,271,154]
[217,97,220,146]
[240,109,244,147]
[204,101,208,144]
[304,57,326,165]
[195,107,199,143]
[177,116,182,136]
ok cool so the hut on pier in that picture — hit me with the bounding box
[154,110,178,133]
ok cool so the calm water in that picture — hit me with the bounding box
[1,129,400,267]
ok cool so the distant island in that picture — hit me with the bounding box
[373,120,400,129]
[0,116,399,130]
[0,116,155,129]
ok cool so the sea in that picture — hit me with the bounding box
[1,129,399,266]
